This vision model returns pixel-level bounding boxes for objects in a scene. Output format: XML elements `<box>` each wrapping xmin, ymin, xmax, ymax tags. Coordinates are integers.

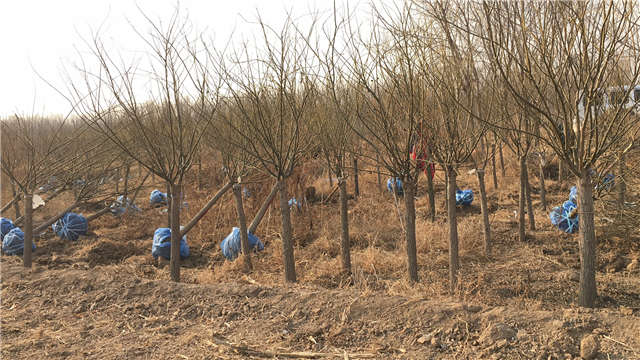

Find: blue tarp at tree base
<box><xmin>549</xmin><ymin>200</ymin><xmax>579</xmax><ymax>234</ymax></box>
<box><xmin>2</xmin><ymin>228</ymin><xmax>36</xmax><ymax>255</ymax></box>
<box><xmin>455</xmin><ymin>189</ymin><xmax>474</xmax><ymax>206</ymax></box>
<box><xmin>386</xmin><ymin>178</ymin><xmax>404</xmax><ymax>196</ymax></box>
<box><xmin>110</xmin><ymin>195</ymin><xmax>141</xmax><ymax>216</ymax></box>
<box><xmin>288</xmin><ymin>198</ymin><xmax>301</xmax><ymax>210</ymax></box>
<box><xmin>1</xmin><ymin>217</ymin><xmax>16</xmax><ymax>239</ymax></box>
<box><xmin>151</xmin><ymin>228</ymin><xmax>190</xmax><ymax>260</ymax></box>
<box><xmin>595</xmin><ymin>173</ymin><xmax>615</xmax><ymax>192</ymax></box>
<box><xmin>150</xmin><ymin>189</ymin><xmax>168</xmax><ymax>205</ymax></box>
<box><xmin>569</xmin><ymin>186</ymin><xmax>578</xmax><ymax>204</ymax></box>
<box><xmin>52</xmin><ymin>213</ymin><xmax>88</xmax><ymax>241</ymax></box>
<box><xmin>220</xmin><ymin>227</ymin><xmax>264</xmax><ymax>260</ymax></box>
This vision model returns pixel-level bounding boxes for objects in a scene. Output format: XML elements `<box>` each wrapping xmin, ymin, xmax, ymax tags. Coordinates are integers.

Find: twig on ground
<box><xmin>602</xmin><ymin>335</ymin><xmax>639</xmax><ymax>355</ymax></box>
<box><xmin>211</xmin><ymin>335</ymin><xmax>376</xmax><ymax>359</ymax></box>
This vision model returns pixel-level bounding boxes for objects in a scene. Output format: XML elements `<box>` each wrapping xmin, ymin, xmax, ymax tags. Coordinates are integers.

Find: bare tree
<box><xmin>342</xmin><ymin>2</ymin><xmax>430</xmax><ymax>282</ymax></box>
<box><xmin>303</xmin><ymin>5</ymin><xmax>358</xmax><ymax>275</ymax></box>
<box><xmin>480</xmin><ymin>0</ymin><xmax>640</xmax><ymax>306</ymax></box>
<box><xmin>413</xmin><ymin>1</ymin><xmax>488</xmax><ymax>291</ymax></box>
<box><xmin>1</xmin><ymin>115</ymin><xmax>77</xmax><ymax>267</ymax></box>
<box><xmin>66</xmin><ymin>9</ymin><xmax>224</xmax><ymax>282</ymax></box>
<box><xmin>210</xmin><ymin>14</ymin><xmax>317</xmax><ymax>282</ymax></box>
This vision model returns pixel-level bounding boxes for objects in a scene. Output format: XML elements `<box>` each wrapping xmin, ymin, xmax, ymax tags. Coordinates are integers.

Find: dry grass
<box><xmin>1</xmin><ymin>150</ymin><xmax>639</xmax><ymax>313</ymax></box>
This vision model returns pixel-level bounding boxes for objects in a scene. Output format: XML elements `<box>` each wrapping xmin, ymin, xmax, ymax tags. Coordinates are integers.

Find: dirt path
<box><xmin>2</xmin><ymin>259</ymin><xmax>638</xmax><ymax>360</ymax></box>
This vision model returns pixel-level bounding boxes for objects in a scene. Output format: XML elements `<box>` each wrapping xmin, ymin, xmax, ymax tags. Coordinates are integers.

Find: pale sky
<box><xmin>0</xmin><ymin>0</ymin><xmax>380</xmax><ymax>118</ymax></box>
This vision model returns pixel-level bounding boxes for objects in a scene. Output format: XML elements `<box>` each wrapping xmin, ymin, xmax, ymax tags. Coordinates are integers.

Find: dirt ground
<box><xmin>2</xmin><ymin>159</ymin><xmax>640</xmax><ymax>359</ymax></box>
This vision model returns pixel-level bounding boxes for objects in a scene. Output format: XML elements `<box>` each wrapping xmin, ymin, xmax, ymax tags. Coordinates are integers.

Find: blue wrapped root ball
<box><xmin>595</xmin><ymin>174</ymin><xmax>615</xmax><ymax>192</ymax></box>
<box><xmin>110</xmin><ymin>195</ymin><xmax>141</xmax><ymax>215</ymax></box>
<box><xmin>549</xmin><ymin>200</ymin><xmax>579</xmax><ymax>234</ymax></box>
<box><xmin>288</xmin><ymin>198</ymin><xmax>301</xmax><ymax>210</ymax></box>
<box><xmin>386</xmin><ymin>178</ymin><xmax>404</xmax><ymax>195</ymax></box>
<box><xmin>569</xmin><ymin>186</ymin><xmax>578</xmax><ymax>204</ymax></box>
<box><xmin>455</xmin><ymin>189</ymin><xmax>474</xmax><ymax>206</ymax></box>
<box><xmin>52</xmin><ymin>213</ymin><xmax>88</xmax><ymax>241</ymax></box>
<box><xmin>150</xmin><ymin>189</ymin><xmax>168</xmax><ymax>206</ymax></box>
<box><xmin>152</xmin><ymin>228</ymin><xmax>190</xmax><ymax>260</ymax></box>
<box><xmin>1</xmin><ymin>217</ymin><xmax>16</xmax><ymax>239</ymax></box>
<box><xmin>2</xmin><ymin>228</ymin><xmax>36</xmax><ymax>255</ymax></box>
<box><xmin>220</xmin><ymin>227</ymin><xmax>264</xmax><ymax>260</ymax></box>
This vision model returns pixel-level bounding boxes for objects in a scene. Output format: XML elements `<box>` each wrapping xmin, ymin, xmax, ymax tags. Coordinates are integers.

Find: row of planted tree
<box><xmin>2</xmin><ymin>1</ymin><xmax>640</xmax><ymax>308</ymax></box>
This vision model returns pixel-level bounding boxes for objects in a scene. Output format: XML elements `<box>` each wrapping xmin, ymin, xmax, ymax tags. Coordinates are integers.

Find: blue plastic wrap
<box><xmin>1</xmin><ymin>217</ymin><xmax>16</xmax><ymax>240</ymax></box>
<box><xmin>150</xmin><ymin>189</ymin><xmax>168</xmax><ymax>205</ymax></box>
<box><xmin>455</xmin><ymin>189</ymin><xmax>474</xmax><ymax>206</ymax></box>
<box><xmin>569</xmin><ymin>186</ymin><xmax>578</xmax><ymax>204</ymax></box>
<box><xmin>2</xmin><ymin>228</ymin><xmax>36</xmax><ymax>255</ymax></box>
<box><xmin>151</xmin><ymin>228</ymin><xmax>190</xmax><ymax>260</ymax></box>
<box><xmin>549</xmin><ymin>200</ymin><xmax>579</xmax><ymax>234</ymax></box>
<box><xmin>52</xmin><ymin>213</ymin><xmax>88</xmax><ymax>241</ymax></box>
<box><xmin>595</xmin><ymin>173</ymin><xmax>615</xmax><ymax>192</ymax></box>
<box><xmin>288</xmin><ymin>198</ymin><xmax>301</xmax><ymax>210</ymax></box>
<box><xmin>220</xmin><ymin>227</ymin><xmax>265</xmax><ymax>260</ymax></box>
<box><xmin>110</xmin><ymin>195</ymin><xmax>141</xmax><ymax>215</ymax></box>
<box><xmin>386</xmin><ymin>178</ymin><xmax>404</xmax><ymax>195</ymax></box>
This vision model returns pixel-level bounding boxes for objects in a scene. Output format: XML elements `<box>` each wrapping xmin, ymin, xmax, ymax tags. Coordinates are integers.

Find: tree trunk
<box><xmin>85</xmin><ymin>206</ymin><xmax>111</xmax><ymax>223</ymax></box>
<box><xmin>524</xmin><ymin>160</ymin><xmax>536</xmax><ymax>231</ymax></box>
<box><xmin>166</xmin><ymin>182</ymin><xmax>172</xmax><ymax>228</ymax></box>
<box><xmin>23</xmin><ymin>193</ymin><xmax>33</xmax><ymax>268</ymax></box>
<box><xmin>10</xmin><ymin>181</ymin><xmax>21</xmax><ymax>218</ymax></box>
<box><xmin>328</xmin><ymin>171</ymin><xmax>333</xmax><ymax>188</ymax></box>
<box><xmin>444</xmin><ymin>169</ymin><xmax>449</xmax><ymax>205</ymax></box>
<box><xmin>197</xmin><ymin>153</ymin><xmax>203</xmax><ymax>190</ymax></box>
<box><xmin>34</xmin><ymin>201</ymin><xmax>82</xmax><ymax>234</ymax></box>
<box><xmin>181</xmin><ymin>182</ymin><xmax>233</xmax><ymax>236</ymax></box>
<box><xmin>115</xmin><ymin>168</ymin><xmax>120</xmax><ymax>193</ymax></box>
<box><xmin>518</xmin><ymin>156</ymin><xmax>526</xmax><ymax>242</ymax></box>
<box><xmin>123</xmin><ymin>163</ymin><xmax>130</xmax><ymax>199</ymax></box>
<box><xmin>404</xmin><ymin>178</ymin><xmax>419</xmax><ymax>283</ymax></box>
<box><xmin>169</xmin><ymin>183</ymin><xmax>181</xmax><ymax>282</ymax></box>
<box><xmin>353</xmin><ymin>157</ymin><xmax>360</xmax><ymax>198</ymax></box>
<box><xmin>130</xmin><ymin>172</ymin><xmax>151</xmax><ymax>206</ymax></box>
<box><xmin>249</xmin><ymin>184</ymin><xmax>279</xmax><ymax>235</ymax></box>
<box><xmin>539</xmin><ymin>156</ymin><xmax>547</xmax><ymax>211</ymax></box>
<box><xmin>617</xmin><ymin>152</ymin><xmax>625</xmax><ymax>211</ymax></box>
<box><xmin>1</xmin><ymin>193</ymin><xmax>20</xmax><ymax>215</ymax></box>
<box><xmin>338</xmin><ymin>177</ymin><xmax>351</xmax><ymax>275</ymax></box>
<box><xmin>232</xmin><ymin>184</ymin><xmax>252</xmax><ymax>272</ymax></box>
<box><xmin>278</xmin><ymin>179</ymin><xmax>296</xmax><ymax>282</ymax></box>
<box><xmin>499</xmin><ymin>143</ymin><xmax>505</xmax><ymax>178</ymax></box>
<box><xmin>578</xmin><ymin>172</ymin><xmax>597</xmax><ymax>307</ymax></box>
<box><xmin>446</xmin><ymin>167</ymin><xmax>459</xmax><ymax>294</ymax></box>
<box><xmin>476</xmin><ymin>170</ymin><xmax>491</xmax><ymax>257</ymax></box>
<box><xmin>558</xmin><ymin>160</ymin><xmax>564</xmax><ymax>183</ymax></box>
<box><xmin>376</xmin><ymin>155</ymin><xmax>382</xmax><ymax>193</ymax></box>
<box><xmin>46</xmin><ymin>186</ymin><xmax>66</xmax><ymax>202</ymax></box>
<box><xmin>426</xmin><ymin>164</ymin><xmax>436</xmax><ymax>222</ymax></box>
<box><xmin>491</xmin><ymin>144</ymin><xmax>498</xmax><ymax>190</ymax></box>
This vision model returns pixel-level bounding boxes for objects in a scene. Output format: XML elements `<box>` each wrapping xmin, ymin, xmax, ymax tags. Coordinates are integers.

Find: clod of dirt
<box><xmin>479</xmin><ymin>323</ymin><xmax>517</xmax><ymax>345</ymax></box>
<box><xmin>554</xmin><ymin>270</ymin><xmax>580</xmax><ymax>282</ymax></box>
<box><xmin>606</xmin><ymin>256</ymin><xmax>628</xmax><ymax>273</ymax></box>
<box><xmin>417</xmin><ymin>334</ymin><xmax>431</xmax><ymax>344</ymax></box>
<box><xmin>464</xmin><ymin>304</ymin><xmax>483</xmax><ymax>313</ymax></box>
<box><xmin>76</xmin><ymin>239</ymin><xmax>141</xmax><ymax>266</ymax></box>
<box><xmin>580</xmin><ymin>334</ymin><xmax>599</xmax><ymax>360</ymax></box>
